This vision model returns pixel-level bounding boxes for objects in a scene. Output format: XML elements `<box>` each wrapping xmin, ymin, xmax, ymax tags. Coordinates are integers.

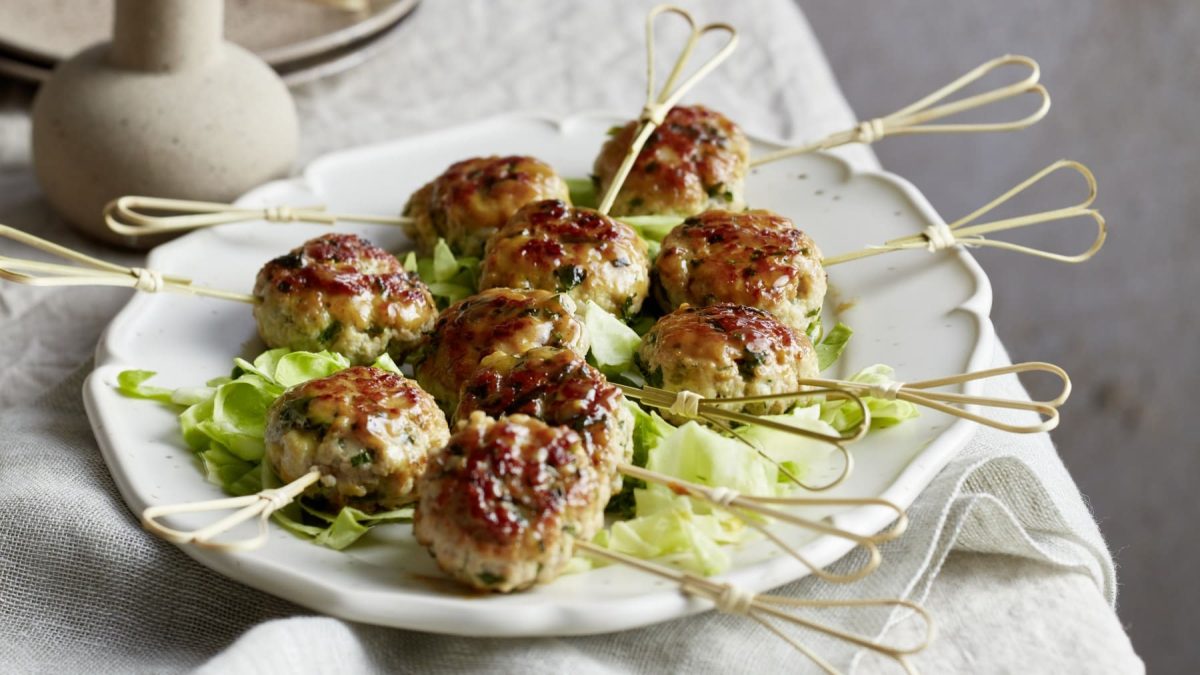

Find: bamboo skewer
<box><xmin>687</xmin><ymin>362</ymin><xmax>1072</xmax><ymax>435</ymax></box>
<box><xmin>0</xmin><ymin>224</ymin><xmax>255</xmax><ymax>303</ymax></box>
<box><xmin>104</xmin><ymin>195</ymin><xmax>412</xmax><ymax>237</ymax></box>
<box><xmin>801</xmin><ymin>362</ymin><xmax>1071</xmax><ymax>434</ymax></box>
<box><xmin>577</xmin><ymin>541</ymin><xmax>934</xmax><ymax>674</ymax></box>
<box><xmin>596</xmin><ymin>5</ymin><xmax>738</xmax><ymax>215</ymax></box>
<box><xmin>751</xmin><ymin>54</ymin><xmax>1050</xmax><ymax>167</ymax></box>
<box><xmin>824</xmin><ymin>160</ymin><xmax>1106</xmax><ymax>266</ymax></box>
<box><xmin>142</xmin><ymin>469</ymin><xmax>322</xmax><ymax>552</ymax></box>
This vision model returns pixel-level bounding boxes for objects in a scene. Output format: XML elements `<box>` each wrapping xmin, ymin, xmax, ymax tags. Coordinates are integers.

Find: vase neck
<box><xmin>109</xmin><ymin>0</ymin><xmax>224</xmax><ymax>72</ymax></box>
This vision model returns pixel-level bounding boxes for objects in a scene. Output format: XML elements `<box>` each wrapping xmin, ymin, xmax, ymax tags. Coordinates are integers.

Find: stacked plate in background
<box><xmin>0</xmin><ymin>0</ymin><xmax>419</xmax><ymax>87</ymax></box>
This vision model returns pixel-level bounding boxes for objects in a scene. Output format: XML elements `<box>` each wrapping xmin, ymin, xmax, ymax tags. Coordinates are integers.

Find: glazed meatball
<box><xmin>456</xmin><ymin>346</ymin><xmax>633</xmax><ymax>491</ymax></box>
<box><xmin>264</xmin><ymin>367</ymin><xmax>450</xmax><ymax>513</ymax></box>
<box><xmin>593</xmin><ymin>105</ymin><xmax>750</xmax><ymax>218</ymax></box>
<box><xmin>478</xmin><ymin>199</ymin><xmax>651</xmax><ymax>318</ymax></box>
<box><xmin>635</xmin><ymin>304</ymin><xmax>819</xmax><ymax>424</ymax></box>
<box><xmin>654</xmin><ymin>210</ymin><xmax>826</xmax><ymax>334</ymax></box>
<box><xmin>414</xmin><ymin>412</ymin><xmax>606</xmax><ymax>592</ymax></box>
<box><xmin>412</xmin><ymin>288</ymin><xmax>590</xmax><ymax>411</ymax></box>
<box><xmin>253</xmin><ymin>233</ymin><xmax>438</xmax><ymax>365</ymax></box>
<box><xmin>403</xmin><ymin>155</ymin><xmax>571</xmax><ymax>257</ymax></box>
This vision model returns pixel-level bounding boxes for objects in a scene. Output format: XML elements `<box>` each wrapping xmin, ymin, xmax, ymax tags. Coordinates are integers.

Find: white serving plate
<box><xmin>83</xmin><ymin>112</ymin><xmax>994</xmax><ymax>636</ymax></box>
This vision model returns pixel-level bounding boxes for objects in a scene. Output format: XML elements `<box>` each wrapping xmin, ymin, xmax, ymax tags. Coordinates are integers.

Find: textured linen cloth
<box><xmin>0</xmin><ymin>1</ymin><xmax>1142</xmax><ymax>672</ymax></box>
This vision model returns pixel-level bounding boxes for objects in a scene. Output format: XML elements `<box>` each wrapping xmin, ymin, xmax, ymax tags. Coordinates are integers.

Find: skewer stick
<box><xmin>141</xmin><ymin>469</ymin><xmax>322</xmax><ymax>552</ymax></box>
<box><xmin>621</xmin><ymin>362</ymin><xmax>1069</xmax><ymax>436</ymax></box>
<box><xmin>103</xmin><ymin>195</ymin><xmax>412</xmax><ymax>236</ymax></box>
<box><xmin>577</xmin><ymin>541</ymin><xmax>934</xmax><ymax>673</ymax></box>
<box><xmin>823</xmin><ymin>160</ymin><xmax>1106</xmax><ymax>266</ymax></box>
<box><xmin>617</xmin><ymin>384</ymin><xmax>871</xmax><ymax>444</ymax></box>
<box><xmin>596</xmin><ymin>5</ymin><xmax>739</xmax><ymax>215</ymax></box>
<box><xmin>799</xmin><ymin>362</ymin><xmax>1071</xmax><ymax>434</ymax></box>
<box><xmin>0</xmin><ymin>225</ymin><xmax>256</xmax><ymax>303</ymax></box>
<box><xmin>751</xmin><ymin>54</ymin><xmax>1050</xmax><ymax>167</ymax></box>
<box><xmin>618</xmin><ymin>463</ymin><xmax>906</xmax><ymax>583</ymax></box>
<box><xmin>615</xmin><ymin>383</ymin><xmax>869</xmax><ymax>492</ymax></box>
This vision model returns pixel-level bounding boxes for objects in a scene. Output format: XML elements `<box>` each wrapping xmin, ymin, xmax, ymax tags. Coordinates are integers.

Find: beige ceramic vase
<box><xmin>31</xmin><ymin>0</ymin><xmax>298</xmax><ymax>248</ymax></box>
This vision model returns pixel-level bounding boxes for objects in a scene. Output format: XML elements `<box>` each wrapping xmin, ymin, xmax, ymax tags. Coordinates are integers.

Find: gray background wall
<box><xmin>800</xmin><ymin>0</ymin><xmax>1198</xmax><ymax>670</ymax></box>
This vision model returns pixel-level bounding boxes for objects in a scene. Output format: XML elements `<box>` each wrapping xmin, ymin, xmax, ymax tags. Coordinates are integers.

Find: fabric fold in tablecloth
<box><xmin>0</xmin><ymin>0</ymin><xmax>1131</xmax><ymax>672</ymax></box>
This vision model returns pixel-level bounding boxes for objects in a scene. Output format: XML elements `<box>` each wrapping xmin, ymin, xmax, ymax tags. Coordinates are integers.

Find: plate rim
<box><xmin>83</xmin><ymin>110</ymin><xmax>995</xmax><ymax>636</ymax></box>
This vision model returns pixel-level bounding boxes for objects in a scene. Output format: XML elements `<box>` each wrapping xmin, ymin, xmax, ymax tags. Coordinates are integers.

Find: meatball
<box><xmin>412</xmin><ymin>288</ymin><xmax>590</xmax><ymax>411</ymax></box>
<box><xmin>478</xmin><ymin>199</ymin><xmax>651</xmax><ymax>318</ymax></box>
<box><xmin>414</xmin><ymin>412</ymin><xmax>606</xmax><ymax>592</ymax></box>
<box><xmin>635</xmin><ymin>304</ymin><xmax>819</xmax><ymax>424</ymax></box>
<box><xmin>654</xmin><ymin>209</ymin><xmax>826</xmax><ymax>334</ymax></box>
<box><xmin>593</xmin><ymin>105</ymin><xmax>750</xmax><ymax>218</ymax></box>
<box><xmin>253</xmin><ymin>233</ymin><xmax>438</xmax><ymax>365</ymax></box>
<box><xmin>402</xmin><ymin>155</ymin><xmax>571</xmax><ymax>257</ymax></box>
<box><xmin>455</xmin><ymin>346</ymin><xmax>633</xmax><ymax>491</ymax></box>
<box><xmin>264</xmin><ymin>366</ymin><xmax>450</xmax><ymax>513</ymax></box>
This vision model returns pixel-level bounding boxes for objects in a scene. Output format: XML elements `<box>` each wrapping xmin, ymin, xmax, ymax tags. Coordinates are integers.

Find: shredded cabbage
<box><xmin>404</xmin><ymin>238</ymin><xmax>479</xmax><ymax>307</ymax></box>
<box><xmin>816</xmin><ymin>321</ymin><xmax>854</xmax><ymax>371</ymax></box>
<box><xmin>616</xmin><ymin>215</ymin><xmax>682</xmax><ymax>258</ymax></box>
<box><xmin>579</xmin><ymin>300</ymin><xmax>642</xmax><ymax>376</ymax></box>
<box><xmin>565</xmin><ymin>177</ymin><xmax>597</xmax><ymax>208</ymax></box>
<box><xmin>596</xmin><ymin>414</ymin><xmax>838</xmax><ymax>575</ymax></box>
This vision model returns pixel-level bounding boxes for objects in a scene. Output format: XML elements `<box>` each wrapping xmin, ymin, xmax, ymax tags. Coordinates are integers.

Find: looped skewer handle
<box><xmin>104</xmin><ymin>195</ymin><xmax>411</xmax><ymax>236</ymax></box>
<box><xmin>615</xmin><ymin>383</ymin><xmax>870</xmax><ymax>492</ymax></box>
<box><xmin>0</xmin><ymin>224</ymin><xmax>256</xmax><ymax>303</ymax></box>
<box><xmin>751</xmin><ymin>54</ymin><xmax>1050</xmax><ymax>166</ymax></box>
<box><xmin>577</xmin><ymin>541</ymin><xmax>934</xmax><ymax>673</ymax></box>
<box><xmin>620</xmin><ymin>464</ymin><xmax>907</xmax><ymax>583</ymax></box>
<box><xmin>142</xmin><ymin>470</ymin><xmax>321</xmax><ymax>552</ymax></box>
<box><xmin>804</xmin><ymin>361</ymin><xmax>1071</xmax><ymax>434</ymax></box>
<box><xmin>823</xmin><ymin>160</ymin><xmax>1106</xmax><ymax>266</ymax></box>
<box><xmin>597</xmin><ymin>5</ymin><xmax>738</xmax><ymax>214</ymax></box>
<box><xmin>616</xmin><ymin>383</ymin><xmax>871</xmax><ymax>444</ymax></box>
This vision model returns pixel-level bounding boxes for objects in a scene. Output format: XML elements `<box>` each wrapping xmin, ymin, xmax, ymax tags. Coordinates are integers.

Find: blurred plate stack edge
<box><xmin>0</xmin><ymin>0</ymin><xmax>419</xmax><ymax>87</ymax></box>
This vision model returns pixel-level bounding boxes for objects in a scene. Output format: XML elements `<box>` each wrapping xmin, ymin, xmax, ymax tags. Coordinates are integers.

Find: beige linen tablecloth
<box><xmin>0</xmin><ymin>1</ymin><xmax>1142</xmax><ymax>672</ymax></box>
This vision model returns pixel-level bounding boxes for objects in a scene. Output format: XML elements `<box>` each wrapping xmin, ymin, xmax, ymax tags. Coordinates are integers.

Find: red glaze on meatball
<box><xmin>413</xmin><ymin>412</ymin><xmax>606</xmax><ymax>592</ymax></box>
<box><xmin>265</xmin><ymin>366</ymin><xmax>449</xmax><ymax>513</ymax></box>
<box><xmin>403</xmin><ymin>155</ymin><xmax>571</xmax><ymax>257</ymax></box>
<box><xmin>455</xmin><ymin>346</ymin><xmax>633</xmax><ymax>491</ymax></box>
<box><xmin>253</xmin><ymin>233</ymin><xmax>438</xmax><ymax>365</ymax></box>
<box><xmin>412</xmin><ymin>288</ymin><xmax>590</xmax><ymax>412</ymax></box>
<box><xmin>635</xmin><ymin>303</ymin><xmax>819</xmax><ymax>423</ymax></box>
<box><xmin>654</xmin><ymin>210</ymin><xmax>826</xmax><ymax>334</ymax></box>
<box><xmin>479</xmin><ymin>199</ymin><xmax>651</xmax><ymax>318</ymax></box>
<box><xmin>593</xmin><ymin>105</ymin><xmax>750</xmax><ymax>217</ymax></box>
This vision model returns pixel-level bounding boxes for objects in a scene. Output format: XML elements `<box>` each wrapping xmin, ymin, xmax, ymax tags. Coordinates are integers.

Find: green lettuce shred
<box><xmin>404</xmin><ymin>238</ymin><xmax>480</xmax><ymax>307</ymax></box>
<box><xmin>566</xmin><ymin>177</ymin><xmax>598</xmax><ymax>208</ymax></box>
<box><xmin>580</xmin><ymin>300</ymin><xmax>642</xmax><ymax>377</ymax></box>
<box><xmin>816</xmin><ymin>322</ymin><xmax>854</xmax><ymax>371</ymax></box>
<box><xmin>116</xmin><ymin>370</ymin><xmax>212</xmax><ymax>406</ymax></box>
<box><xmin>616</xmin><ymin>215</ymin><xmax>683</xmax><ymax>258</ymax></box>
<box><xmin>596</xmin><ymin>420</ymin><xmax>786</xmax><ymax>575</ymax></box>
<box><xmin>606</xmin><ymin>401</ymin><xmax>673</xmax><ymax>519</ymax></box>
